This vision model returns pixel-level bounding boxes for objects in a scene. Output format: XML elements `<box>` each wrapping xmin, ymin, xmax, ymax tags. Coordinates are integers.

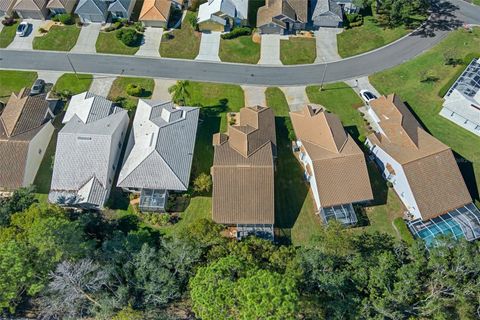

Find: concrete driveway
<box><xmin>89</xmin><ymin>75</ymin><xmax>115</xmax><ymax>97</ymax></box>
<box><xmin>346</xmin><ymin>76</ymin><xmax>381</xmax><ymax>97</ymax></box>
<box><xmin>7</xmin><ymin>19</ymin><xmax>43</xmax><ymax>50</ymax></box>
<box><xmin>280</xmin><ymin>86</ymin><xmax>309</xmax><ymax>111</ymax></box>
<box><xmin>242</xmin><ymin>85</ymin><xmax>266</xmax><ymax>106</ymax></box>
<box><xmin>71</xmin><ymin>23</ymin><xmax>101</xmax><ymax>53</ymax></box>
<box><xmin>259</xmin><ymin>34</ymin><xmax>281</xmax><ymax>65</ymax></box>
<box><xmin>152</xmin><ymin>78</ymin><xmax>176</xmax><ymax>100</ymax></box>
<box><xmin>37</xmin><ymin>70</ymin><xmax>63</xmax><ymax>85</ymax></box>
<box><xmin>195</xmin><ymin>32</ymin><xmax>221</xmax><ymax>61</ymax></box>
<box><xmin>136</xmin><ymin>27</ymin><xmax>163</xmax><ymax>57</ymax></box>
<box><xmin>314</xmin><ymin>28</ymin><xmax>343</xmax><ymax>63</ymax></box>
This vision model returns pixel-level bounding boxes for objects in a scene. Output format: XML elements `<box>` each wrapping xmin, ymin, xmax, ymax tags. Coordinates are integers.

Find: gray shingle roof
<box><xmin>75</xmin><ymin>0</ymin><xmax>107</xmax><ymax>15</ymax></box>
<box><xmin>117</xmin><ymin>100</ymin><xmax>199</xmax><ymax>191</ymax></box>
<box><xmin>313</xmin><ymin>0</ymin><xmax>343</xmax><ymax>19</ymax></box>
<box><xmin>49</xmin><ymin>92</ymin><xmax>129</xmax><ymax>208</ymax></box>
<box><xmin>108</xmin><ymin>0</ymin><xmax>131</xmax><ymax>12</ymax></box>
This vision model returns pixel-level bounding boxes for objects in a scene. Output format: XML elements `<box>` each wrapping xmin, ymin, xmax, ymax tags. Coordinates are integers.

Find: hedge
<box><xmin>221</xmin><ymin>27</ymin><xmax>252</xmax><ymax>40</ymax></box>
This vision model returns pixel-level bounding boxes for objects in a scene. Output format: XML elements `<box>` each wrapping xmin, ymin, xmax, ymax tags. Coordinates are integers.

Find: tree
<box><xmin>0</xmin><ymin>186</ymin><xmax>36</xmax><ymax>226</ymax></box>
<box><xmin>193</xmin><ymin>173</ymin><xmax>212</xmax><ymax>194</ymax></box>
<box><xmin>38</xmin><ymin>259</ymin><xmax>108</xmax><ymax>320</ymax></box>
<box><xmin>168</xmin><ymin>80</ymin><xmax>190</xmax><ymax>105</ymax></box>
<box><xmin>116</xmin><ymin>28</ymin><xmax>139</xmax><ymax>47</ymax></box>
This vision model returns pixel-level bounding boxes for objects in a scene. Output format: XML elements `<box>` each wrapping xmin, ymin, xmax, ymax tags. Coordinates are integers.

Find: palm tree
<box><xmin>168</xmin><ymin>80</ymin><xmax>190</xmax><ymax>106</ymax></box>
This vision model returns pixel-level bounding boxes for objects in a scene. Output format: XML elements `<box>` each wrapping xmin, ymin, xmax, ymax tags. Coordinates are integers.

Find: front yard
<box><xmin>0</xmin><ymin>70</ymin><xmax>37</xmax><ymax>103</ymax></box>
<box><xmin>370</xmin><ymin>27</ymin><xmax>480</xmax><ymax>207</ymax></box>
<box><xmin>0</xmin><ymin>21</ymin><xmax>19</xmax><ymax>48</ymax></box>
<box><xmin>32</xmin><ymin>25</ymin><xmax>80</xmax><ymax>51</ymax></box>
<box><xmin>96</xmin><ymin>27</ymin><xmax>143</xmax><ymax>55</ymax></box>
<box><xmin>107</xmin><ymin>77</ymin><xmax>154</xmax><ymax>111</ymax></box>
<box><xmin>52</xmin><ymin>73</ymin><xmax>93</xmax><ymax>96</ymax></box>
<box><xmin>160</xmin><ymin>11</ymin><xmax>201</xmax><ymax>59</ymax></box>
<box><xmin>219</xmin><ymin>35</ymin><xmax>260</xmax><ymax>64</ymax></box>
<box><xmin>280</xmin><ymin>37</ymin><xmax>316</xmax><ymax>65</ymax></box>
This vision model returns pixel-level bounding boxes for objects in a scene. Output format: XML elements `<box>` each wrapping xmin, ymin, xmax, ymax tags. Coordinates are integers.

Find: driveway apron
<box><xmin>136</xmin><ymin>27</ymin><xmax>163</xmax><ymax>57</ymax></box>
<box><xmin>259</xmin><ymin>34</ymin><xmax>281</xmax><ymax>65</ymax></box>
<box><xmin>314</xmin><ymin>28</ymin><xmax>343</xmax><ymax>63</ymax></box>
<box><xmin>242</xmin><ymin>85</ymin><xmax>266</xmax><ymax>106</ymax></box>
<box><xmin>195</xmin><ymin>31</ymin><xmax>221</xmax><ymax>61</ymax></box>
<box><xmin>152</xmin><ymin>78</ymin><xmax>176</xmax><ymax>100</ymax></box>
<box><xmin>70</xmin><ymin>23</ymin><xmax>101</xmax><ymax>53</ymax></box>
<box><xmin>280</xmin><ymin>86</ymin><xmax>309</xmax><ymax>111</ymax></box>
<box><xmin>89</xmin><ymin>75</ymin><xmax>116</xmax><ymax>97</ymax></box>
<box><xmin>7</xmin><ymin>19</ymin><xmax>43</xmax><ymax>50</ymax></box>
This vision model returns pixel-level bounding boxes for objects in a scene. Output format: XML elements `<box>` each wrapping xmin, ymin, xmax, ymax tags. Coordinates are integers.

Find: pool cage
<box><xmin>407</xmin><ymin>203</ymin><xmax>480</xmax><ymax>247</ymax></box>
<box><xmin>320</xmin><ymin>203</ymin><xmax>358</xmax><ymax>226</ymax></box>
<box><xmin>139</xmin><ymin>189</ymin><xmax>168</xmax><ymax>212</ymax></box>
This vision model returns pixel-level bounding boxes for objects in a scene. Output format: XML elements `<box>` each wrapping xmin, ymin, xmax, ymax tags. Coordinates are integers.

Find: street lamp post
<box><xmin>320</xmin><ymin>58</ymin><xmax>327</xmax><ymax>91</ymax></box>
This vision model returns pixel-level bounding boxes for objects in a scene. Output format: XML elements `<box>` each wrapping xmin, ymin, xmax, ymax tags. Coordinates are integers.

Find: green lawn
<box><xmin>52</xmin><ymin>73</ymin><xmax>93</xmax><ymax>96</ymax></box>
<box><xmin>96</xmin><ymin>28</ymin><xmax>143</xmax><ymax>55</ymax></box>
<box><xmin>32</xmin><ymin>25</ymin><xmax>80</xmax><ymax>51</ymax></box>
<box><xmin>159</xmin><ymin>197</ymin><xmax>212</xmax><ymax>237</ymax></box>
<box><xmin>108</xmin><ymin>77</ymin><xmax>154</xmax><ymax>111</ymax></box>
<box><xmin>0</xmin><ymin>70</ymin><xmax>37</xmax><ymax>103</ymax></box>
<box><xmin>306</xmin><ymin>83</ymin><xmax>366</xmax><ymax>139</ymax></box>
<box><xmin>160</xmin><ymin>11</ymin><xmax>201</xmax><ymax>59</ymax></box>
<box><xmin>0</xmin><ymin>21</ymin><xmax>19</xmax><ymax>48</ymax></box>
<box><xmin>370</xmin><ymin>27</ymin><xmax>480</xmax><ymax>206</ymax></box>
<box><xmin>219</xmin><ymin>35</ymin><xmax>260</xmax><ymax>64</ymax></box>
<box><xmin>473</xmin><ymin>0</ymin><xmax>480</xmax><ymax>5</ymax></box>
<box><xmin>280</xmin><ymin>37</ymin><xmax>316</xmax><ymax>65</ymax></box>
<box><xmin>183</xmin><ymin>81</ymin><xmax>245</xmax><ymax>132</ymax></box>
<box><xmin>265</xmin><ymin>87</ymin><xmax>289</xmax><ymax>116</ymax></box>
<box><xmin>337</xmin><ymin>16</ymin><xmax>412</xmax><ymax>58</ymax></box>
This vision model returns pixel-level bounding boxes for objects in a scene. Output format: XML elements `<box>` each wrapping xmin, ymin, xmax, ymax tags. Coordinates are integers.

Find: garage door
<box><xmin>81</xmin><ymin>14</ymin><xmax>104</xmax><ymax>23</ymax></box>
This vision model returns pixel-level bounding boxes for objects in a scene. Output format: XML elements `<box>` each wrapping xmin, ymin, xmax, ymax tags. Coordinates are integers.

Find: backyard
<box><xmin>280</xmin><ymin>37</ymin><xmax>316</xmax><ymax>65</ymax></box>
<box><xmin>0</xmin><ymin>21</ymin><xmax>19</xmax><ymax>48</ymax></box>
<box><xmin>96</xmin><ymin>27</ymin><xmax>143</xmax><ymax>55</ymax></box>
<box><xmin>32</xmin><ymin>25</ymin><xmax>80</xmax><ymax>51</ymax></box>
<box><xmin>160</xmin><ymin>11</ymin><xmax>201</xmax><ymax>59</ymax></box>
<box><xmin>219</xmin><ymin>35</ymin><xmax>260</xmax><ymax>64</ymax></box>
<box><xmin>370</xmin><ymin>27</ymin><xmax>480</xmax><ymax>207</ymax></box>
<box><xmin>0</xmin><ymin>70</ymin><xmax>37</xmax><ymax>103</ymax></box>
<box><xmin>107</xmin><ymin>77</ymin><xmax>154</xmax><ymax>111</ymax></box>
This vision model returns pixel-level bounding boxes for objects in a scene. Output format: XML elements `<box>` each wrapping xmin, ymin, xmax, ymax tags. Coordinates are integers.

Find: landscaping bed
<box><xmin>0</xmin><ymin>70</ymin><xmax>37</xmax><ymax>103</ymax></box>
<box><xmin>160</xmin><ymin>11</ymin><xmax>201</xmax><ymax>59</ymax></box>
<box><xmin>32</xmin><ymin>24</ymin><xmax>80</xmax><ymax>51</ymax></box>
<box><xmin>107</xmin><ymin>77</ymin><xmax>154</xmax><ymax>111</ymax></box>
<box><xmin>280</xmin><ymin>37</ymin><xmax>316</xmax><ymax>65</ymax></box>
<box><xmin>219</xmin><ymin>35</ymin><xmax>260</xmax><ymax>64</ymax></box>
<box><xmin>96</xmin><ymin>27</ymin><xmax>143</xmax><ymax>55</ymax></box>
<box><xmin>0</xmin><ymin>20</ymin><xmax>19</xmax><ymax>48</ymax></box>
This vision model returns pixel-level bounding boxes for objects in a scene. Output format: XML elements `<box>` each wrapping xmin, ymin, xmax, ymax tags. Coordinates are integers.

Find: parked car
<box><xmin>16</xmin><ymin>22</ymin><xmax>29</xmax><ymax>37</ymax></box>
<box><xmin>30</xmin><ymin>79</ymin><xmax>45</xmax><ymax>96</ymax></box>
<box><xmin>360</xmin><ymin>90</ymin><xmax>377</xmax><ymax>104</ymax></box>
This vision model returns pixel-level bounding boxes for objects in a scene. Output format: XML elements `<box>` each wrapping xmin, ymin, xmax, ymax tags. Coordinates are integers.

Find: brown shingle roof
<box><xmin>290</xmin><ymin>105</ymin><xmax>373</xmax><ymax>207</ymax></box>
<box><xmin>367</xmin><ymin>94</ymin><xmax>472</xmax><ymax>220</ymax></box>
<box><xmin>13</xmin><ymin>0</ymin><xmax>47</xmax><ymax>10</ymax></box>
<box><xmin>257</xmin><ymin>0</ymin><xmax>307</xmax><ymax>28</ymax></box>
<box><xmin>211</xmin><ymin>106</ymin><xmax>276</xmax><ymax>225</ymax></box>
<box><xmin>139</xmin><ymin>0</ymin><xmax>171</xmax><ymax>22</ymax></box>
<box><xmin>46</xmin><ymin>0</ymin><xmax>75</xmax><ymax>9</ymax></box>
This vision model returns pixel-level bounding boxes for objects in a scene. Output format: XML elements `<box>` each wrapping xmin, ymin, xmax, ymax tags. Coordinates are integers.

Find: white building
<box><xmin>439</xmin><ymin>58</ymin><xmax>480</xmax><ymax>137</ymax></box>
<box><xmin>290</xmin><ymin>105</ymin><xmax>373</xmax><ymax>226</ymax></box>
<box><xmin>49</xmin><ymin>92</ymin><xmax>129</xmax><ymax>209</ymax></box>
<box><xmin>197</xmin><ymin>0</ymin><xmax>248</xmax><ymax>31</ymax></box>
<box><xmin>365</xmin><ymin>94</ymin><xmax>480</xmax><ymax>245</ymax></box>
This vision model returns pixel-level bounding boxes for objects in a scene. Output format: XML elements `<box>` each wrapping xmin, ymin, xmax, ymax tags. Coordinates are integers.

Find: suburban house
<box><xmin>365</xmin><ymin>94</ymin><xmax>480</xmax><ymax>245</ymax></box>
<box><xmin>197</xmin><ymin>0</ymin><xmax>248</xmax><ymax>31</ymax></box>
<box><xmin>49</xmin><ymin>92</ymin><xmax>129</xmax><ymax>209</ymax></box>
<box><xmin>46</xmin><ymin>0</ymin><xmax>77</xmax><ymax>15</ymax></box>
<box><xmin>139</xmin><ymin>0</ymin><xmax>172</xmax><ymax>27</ymax></box>
<box><xmin>75</xmin><ymin>0</ymin><xmax>108</xmax><ymax>22</ymax></box>
<box><xmin>0</xmin><ymin>0</ymin><xmax>17</xmax><ymax>16</ymax></box>
<box><xmin>107</xmin><ymin>0</ymin><xmax>136</xmax><ymax>19</ymax></box>
<box><xmin>290</xmin><ymin>105</ymin><xmax>373</xmax><ymax>226</ymax></box>
<box><xmin>117</xmin><ymin>100</ymin><xmax>199</xmax><ymax>212</ymax></box>
<box><xmin>211</xmin><ymin>106</ymin><xmax>276</xmax><ymax>240</ymax></box>
<box><xmin>256</xmin><ymin>0</ymin><xmax>307</xmax><ymax>34</ymax></box>
<box><xmin>439</xmin><ymin>58</ymin><xmax>480</xmax><ymax>137</ymax></box>
<box><xmin>312</xmin><ymin>0</ymin><xmax>343</xmax><ymax>28</ymax></box>
<box><xmin>0</xmin><ymin>88</ymin><xmax>55</xmax><ymax>192</ymax></box>
<box><xmin>13</xmin><ymin>0</ymin><xmax>49</xmax><ymax>19</ymax></box>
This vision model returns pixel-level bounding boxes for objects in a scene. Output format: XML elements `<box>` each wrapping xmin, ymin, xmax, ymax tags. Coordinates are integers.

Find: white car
<box><xmin>16</xmin><ymin>22</ymin><xmax>29</xmax><ymax>37</ymax></box>
<box><xmin>360</xmin><ymin>90</ymin><xmax>377</xmax><ymax>104</ymax></box>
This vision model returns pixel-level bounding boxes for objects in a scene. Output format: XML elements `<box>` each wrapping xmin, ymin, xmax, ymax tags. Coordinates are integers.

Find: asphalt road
<box><xmin>0</xmin><ymin>0</ymin><xmax>479</xmax><ymax>86</ymax></box>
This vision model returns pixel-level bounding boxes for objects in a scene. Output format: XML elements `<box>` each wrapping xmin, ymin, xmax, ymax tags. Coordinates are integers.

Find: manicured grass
<box><xmin>219</xmin><ymin>35</ymin><xmax>260</xmax><ymax>64</ymax></box>
<box><xmin>337</xmin><ymin>16</ymin><xmax>411</xmax><ymax>58</ymax></box>
<box><xmin>473</xmin><ymin>0</ymin><xmax>480</xmax><ymax>5</ymax></box>
<box><xmin>0</xmin><ymin>21</ymin><xmax>19</xmax><ymax>48</ymax></box>
<box><xmin>160</xmin><ymin>11</ymin><xmax>201</xmax><ymax>59</ymax></box>
<box><xmin>265</xmin><ymin>87</ymin><xmax>289</xmax><ymax>116</ymax></box>
<box><xmin>108</xmin><ymin>77</ymin><xmax>154</xmax><ymax>111</ymax></box>
<box><xmin>280</xmin><ymin>37</ymin><xmax>316</xmax><ymax>65</ymax></box>
<box><xmin>306</xmin><ymin>83</ymin><xmax>367</xmax><ymax>139</ymax></box>
<box><xmin>370</xmin><ymin>28</ymin><xmax>480</xmax><ymax>204</ymax></box>
<box><xmin>183</xmin><ymin>81</ymin><xmax>245</xmax><ymax>132</ymax></box>
<box><xmin>52</xmin><ymin>73</ymin><xmax>93</xmax><ymax>96</ymax></box>
<box><xmin>0</xmin><ymin>70</ymin><xmax>37</xmax><ymax>103</ymax></box>
<box><xmin>32</xmin><ymin>25</ymin><xmax>80</xmax><ymax>51</ymax></box>
<box><xmin>96</xmin><ymin>28</ymin><xmax>143</xmax><ymax>55</ymax></box>
<box><xmin>393</xmin><ymin>217</ymin><xmax>415</xmax><ymax>245</ymax></box>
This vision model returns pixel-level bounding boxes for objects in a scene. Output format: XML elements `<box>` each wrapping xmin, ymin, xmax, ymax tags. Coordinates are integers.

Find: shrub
<box><xmin>185</xmin><ymin>13</ymin><xmax>198</xmax><ymax>29</ymax></box>
<box><xmin>193</xmin><ymin>173</ymin><xmax>212</xmax><ymax>194</ymax></box>
<box><xmin>221</xmin><ymin>27</ymin><xmax>252</xmax><ymax>40</ymax></box>
<box><xmin>56</xmin><ymin>13</ymin><xmax>74</xmax><ymax>25</ymax></box>
<box><xmin>284</xmin><ymin>117</ymin><xmax>296</xmax><ymax>141</ymax></box>
<box><xmin>133</xmin><ymin>22</ymin><xmax>145</xmax><ymax>33</ymax></box>
<box><xmin>126</xmin><ymin>84</ymin><xmax>143</xmax><ymax>97</ymax></box>
<box><xmin>1</xmin><ymin>17</ymin><xmax>16</xmax><ymax>26</ymax></box>
<box><xmin>345</xmin><ymin>13</ymin><xmax>363</xmax><ymax>28</ymax></box>
<box><xmin>116</xmin><ymin>28</ymin><xmax>139</xmax><ymax>46</ymax></box>
<box><xmin>105</xmin><ymin>21</ymin><xmax>122</xmax><ymax>32</ymax></box>
<box><xmin>38</xmin><ymin>27</ymin><xmax>48</xmax><ymax>34</ymax></box>
<box><xmin>51</xmin><ymin>15</ymin><xmax>59</xmax><ymax>22</ymax></box>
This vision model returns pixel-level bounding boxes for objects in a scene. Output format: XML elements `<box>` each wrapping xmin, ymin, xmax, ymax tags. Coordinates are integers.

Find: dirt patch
<box><xmin>252</xmin><ymin>32</ymin><xmax>261</xmax><ymax>44</ymax></box>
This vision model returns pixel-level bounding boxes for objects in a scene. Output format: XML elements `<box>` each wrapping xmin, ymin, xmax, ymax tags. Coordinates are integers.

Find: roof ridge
<box><xmin>152</xmin><ymin>149</ymin><xmax>188</xmax><ymax>189</ymax></box>
<box><xmin>117</xmin><ymin>149</ymin><xmax>156</xmax><ymax>185</ymax></box>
